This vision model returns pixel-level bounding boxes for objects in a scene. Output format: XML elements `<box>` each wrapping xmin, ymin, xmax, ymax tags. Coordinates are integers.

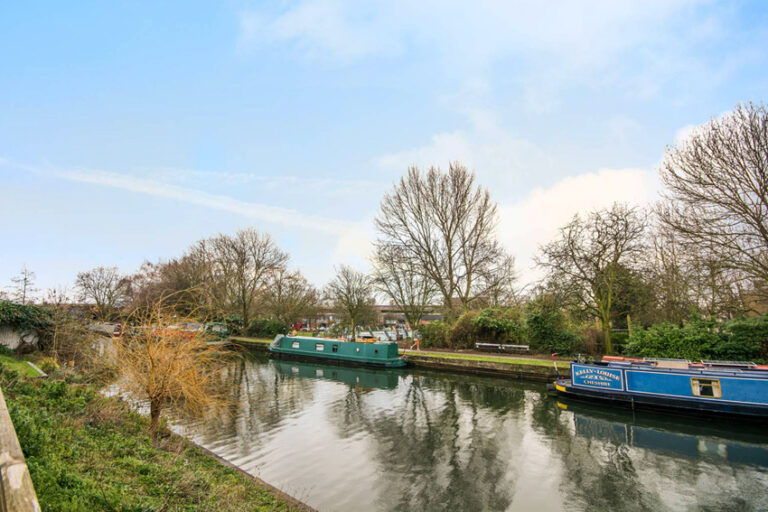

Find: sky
<box><xmin>2</xmin><ymin>1</ymin><xmax>768</xmax><ymax>298</ymax></box>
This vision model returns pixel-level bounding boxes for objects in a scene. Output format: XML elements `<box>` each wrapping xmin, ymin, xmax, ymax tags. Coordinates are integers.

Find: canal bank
<box><xmin>229</xmin><ymin>337</ymin><xmax>559</xmax><ymax>382</ymax></box>
<box><xmin>1</xmin><ymin>366</ymin><xmax>314</xmax><ymax>512</ymax></box>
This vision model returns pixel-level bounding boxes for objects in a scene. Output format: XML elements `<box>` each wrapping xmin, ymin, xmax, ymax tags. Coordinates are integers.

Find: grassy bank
<box><xmin>3</xmin><ymin>372</ymin><xmax>293</xmax><ymax>511</ymax></box>
<box><xmin>0</xmin><ymin>353</ymin><xmax>40</xmax><ymax>377</ymax></box>
<box><xmin>402</xmin><ymin>349</ymin><xmax>556</xmax><ymax>367</ymax></box>
<box><xmin>230</xmin><ymin>336</ymin><xmax>273</xmax><ymax>345</ymax></box>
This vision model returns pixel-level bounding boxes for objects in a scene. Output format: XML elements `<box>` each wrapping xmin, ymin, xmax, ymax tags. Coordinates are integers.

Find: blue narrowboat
<box><xmin>268</xmin><ymin>335</ymin><xmax>407</xmax><ymax>368</ymax></box>
<box><xmin>553</xmin><ymin>357</ymin><xmax>768</xmax><ymax>419</ymax></box>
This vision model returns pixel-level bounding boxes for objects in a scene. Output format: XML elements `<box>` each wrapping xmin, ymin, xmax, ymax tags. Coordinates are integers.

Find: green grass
<box><xmin>3</xmin><ymin>375</ymin><xmax>292</xmax><ymax>511</ymax></box>
<box><xmin>0</xmin><ymin>354</ymin><xmax>42</xmax><ymax>377</ymax></box>
<box><xmin>403</xmin><ymin>350</ymin><xmax>556</xmax><ymax>367</ymax></box>
<box><xmin>230</xmin><ymin>336</ymin><xmax>273</xmax><ymax>344</ymax></box>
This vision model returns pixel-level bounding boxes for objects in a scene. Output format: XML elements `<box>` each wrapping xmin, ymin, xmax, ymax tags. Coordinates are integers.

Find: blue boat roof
<box><xmin>589</xmin><ymin>360</ymin><xmax>768</xmax><ymax>379</ymax></box>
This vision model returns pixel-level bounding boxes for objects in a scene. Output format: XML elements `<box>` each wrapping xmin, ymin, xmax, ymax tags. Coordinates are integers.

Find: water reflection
<box><xmin>172</xmin><ymin>352</ymin><xmax>768</xmax><ymax>512</ymax></box>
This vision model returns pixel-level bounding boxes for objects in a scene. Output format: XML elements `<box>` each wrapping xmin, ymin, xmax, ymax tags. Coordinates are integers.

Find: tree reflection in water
<box><xmin>172</xmin><ymin>352</ymin><xmax>768</xmax><ymax>512</ymax></box>
<box><xmin>326</xmin><ymin>371</ymin><xmax>530</xmax><ymax>511</ymax></box>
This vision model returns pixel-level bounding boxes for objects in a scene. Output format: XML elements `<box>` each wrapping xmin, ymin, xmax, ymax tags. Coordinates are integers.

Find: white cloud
<box><xmin>374</xmin><ymin>114</ymin><xmax>662</xmax><ymax>286</ymax></box>
<box><xmin>499</xmin><ymin>168</ymin><xmax>661</xmax><ymax>285</ymax></box>
<box><xmin>375</xmin><ymin>108</ymin><xmax>555</xmax><ymax>200</ymax></box>
<box><xmin>239</xmin><ymin>0</ymin><xmax>729</xmax><ymax>104</ymax></box>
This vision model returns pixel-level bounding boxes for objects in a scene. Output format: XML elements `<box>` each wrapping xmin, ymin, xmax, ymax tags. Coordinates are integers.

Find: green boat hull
<box><xmin>268</xmin><ymin>335</ymin><xmax>407</xmax><ymax>368</ymax></box>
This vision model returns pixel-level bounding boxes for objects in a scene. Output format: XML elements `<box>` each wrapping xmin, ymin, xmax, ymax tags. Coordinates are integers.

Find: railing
<box><xmin>0</xmin><ymin>387</ymin><xmax>40</xmax><ymax>511</ymax></box>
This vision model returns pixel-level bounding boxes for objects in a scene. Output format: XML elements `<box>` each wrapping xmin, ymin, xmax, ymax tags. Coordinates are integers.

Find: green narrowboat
<box><xmin>268</xmin><ymin>335</ymin><xmax>407</xmax><ymax>368</ymax></box>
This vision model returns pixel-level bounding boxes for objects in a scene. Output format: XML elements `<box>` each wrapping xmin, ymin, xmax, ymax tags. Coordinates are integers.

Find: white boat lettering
<box><xmin>574</xmin><ymin>368</ymin><xmax>620</xmax><ymax>381</ymax></box>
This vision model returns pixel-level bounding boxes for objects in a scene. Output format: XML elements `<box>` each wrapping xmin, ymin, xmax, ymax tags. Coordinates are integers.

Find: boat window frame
<box><xmin>315</xmin><ymin>343</ymin><xmax>325</xmax><ymax>352</ymax></box>
<box><xmin>332</xmin><ymin>344</ymin><xmax>338</xmax><ymax>353</ymax></box>
<box><xmin>691</xmin><ymin>377</ymin><xmax>722</xmax><ymax>398</ymax></box>
<box><xmin>291</xmin><ymin>341</ymin><xmax>300</xmax><ymax>348</ymax></box>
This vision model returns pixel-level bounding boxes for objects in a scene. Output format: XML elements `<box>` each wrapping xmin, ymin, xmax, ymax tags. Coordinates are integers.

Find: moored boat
<box><xmin>553</xmin><ymin>357</ymin><xmax>768</xmax><ymax>419</ymax></box>
<box><xmin>268</xmin><ymin>334</ymin><xmax>407</xmax><ymax>368</ymax></box>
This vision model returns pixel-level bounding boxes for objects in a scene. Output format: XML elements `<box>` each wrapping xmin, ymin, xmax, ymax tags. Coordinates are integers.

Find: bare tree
<box><xmin>536</xmin><ymin>203</ymin><xmax>645</xmax><ymax>354</ymax></box>
<box><xmin>263</xmin><ymin>269</ymin><xmax>319</xmax><ymax>326</ymax></box>
<box><xmin>117</xmin><ymin>295</ymin><xmax>231</xmax><ymax>436</ymax></box>
<box><xmin>9</xmin><ymin>265</ymin><xmax>38</xmax><ymax>304</ymax></box>
<box><xmin>76</xmin><ymin>266</ymin><xmax>129</xmax><ymax>321</ymax></box>
<box><xmin>325</xmin><ymin>265</ymin><xmax>375</xmax><ymax>337</ymax></box>
<box><xmin>657</xmin><ymin>102</ymin><xmax>768</xmax><ymax>298</ymax></box>
<box><xmin>209</xmin><ymin>228</ymin><xmax>288</xmax><ymax>329</ymax></box>
<box><xmin>372</xmin><ymin>244</ymin><xmax>436</xmax><ymax>330</ymax></box>
<box><xmin>375</xmin><ymin>163</ymin><xmax>513</xmax><ymax>316</ymax></box>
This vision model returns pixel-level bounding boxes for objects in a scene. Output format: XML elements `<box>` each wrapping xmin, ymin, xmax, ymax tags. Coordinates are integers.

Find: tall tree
<box><xmin>657</xmin><ymin>102</ymin><xmax>768</xmax><ymax>298</ymax></box>
<box><xmin>208</xmin><ymin>228</ymin><xmax>288</xmax><ymax>328</ymax></box>
<box><xmin>372</xmin><ymin>244</ymin><xmax>436</xmax><ymax>330</ymax></box>
<box><xmin>75</xmin><ymin>266</ymin><xmax>129</xmax><ymax>321</ymax></box>
<box><xmin>263</xmin><ymin>269</ymin><xmax>319</xmax><ymax>326</ymax></box>
<box><xmin>325</xmin><ymin>265</ymin><xmax>375</xmax><ymax>337</ymax></box>
<box><xmin>9</xmin><ymin>266</ymin><xmax>38</xmax><ymax>305</ymax></box>
<box><xmin>536</xmin><ymin>203</ymin><xmax>645</xmax><ymax>354</ymax></box>
<box><xmin>375</xmin><ymin>163</ymin><xmax>513</xmax><ymax>315</ymax></box>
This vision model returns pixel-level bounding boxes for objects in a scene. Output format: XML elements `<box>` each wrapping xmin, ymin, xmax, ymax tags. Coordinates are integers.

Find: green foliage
<box><xmin>524</xmin><ymin>299</ymin><xmax>584</xmax><ymax>354</ymax></box>
<box><xmin>38</xmin><ymin>357</ymin><xmax>60</xmax><ymax>374</ymax></box>
<box><xmin>246</xmin><ymin>317</ymin><xmax>288</xmax><ymax>338</ymax></box>
<box><xmin>0</xmin><ymin>301</ymin><xmax>52</xmax><ymax>332</ymax></box>
<box><xmin>625</xmin><ymin>315</ymin><xmax>766</xmax><ymax>362</ymax></box>
<box><xmin>222</xmin><ymin>314</ymin><xmax>244</xmax><ymax>335</ymax></box>
<box><xmin>448</xmin><ymin>311</ymin><xmax>480</xmax><ymax>349</ymax></box>
<box><xmin>4</xmin><ymin>377</ymin><xmax>290</xmax><ymax>511</ymax></box>
<box><xmin>472</xmin><ymin>307</ymin><xmax>525</xmax><ymax>343</ymax></box>
<box><xmin>719</xmin><ymin>316</ymin><xmax>768</xmax><ymax>361</ymax></box>
<box><xmin>419</xmin><ymin>320</ymin><xmax>450</xmax><ymax>348</ymax></box>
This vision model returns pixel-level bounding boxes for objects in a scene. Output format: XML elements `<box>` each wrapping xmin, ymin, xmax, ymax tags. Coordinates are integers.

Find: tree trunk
<box><xmin>602</xmin><ymin>321</ymin><xmax>613</xmax><ymax>355</ymax></box>
<box><xmin>150</xmin><ymin>399</ymin><xmax>162</xmax><ymax>437</ymax></box>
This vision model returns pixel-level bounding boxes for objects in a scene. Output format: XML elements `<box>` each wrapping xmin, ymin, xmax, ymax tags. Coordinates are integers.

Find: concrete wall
<box><xmin>0</xmin><ymin>328</ymin><xmax>38</xmax><ymax>351</ymax></box>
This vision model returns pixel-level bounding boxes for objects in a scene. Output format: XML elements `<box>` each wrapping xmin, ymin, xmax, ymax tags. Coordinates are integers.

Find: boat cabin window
<box><xmin>315</xmin><ymin>343</ymin><xmax>325</xmax><ymax>351</ymax></box>
<box><xmin>291</xmin><ymin>341</ymin><xmax>300</xmax><ymax>348</ymax></box>
<box><xmin>691</xmin><ymin>378</ymin><xmax>721</xmax><ymax>398</ymax></box>
<box><xmin>332</xmin><ymin>344</ymin><xmax>338</xmax><ymax>353</ymax></box>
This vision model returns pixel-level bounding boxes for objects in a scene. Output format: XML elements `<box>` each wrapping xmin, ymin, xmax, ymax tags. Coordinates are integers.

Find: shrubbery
<box><xmin>525</xmin><ymin>299</ymin><xmax>584</xmax><ymax>354</ymax></box>
<box><xmin>625</xmin><ymin>315</ymin><xmax>767</xmax><ymax>362</ymax></box>
<box><xmin>472</xmin><ymin>307</ymin><xmax>525</xmax><ymax>344</ymax></box>
<box><xmin>419</xmin><ymin>321</ymin><xmax>450</xmax><ymax>348</ymax></box>
<box><xmin>417</xmin><ymin>304</ymin><xmax>768</xmax><ymax>360</ymax></box>
<box><xmin>246</xmin><ymin>317</ymin><xmax>287</xmax><ymax>338</ymax></box>
<box><xmin>420</xmin><ymin>302</ymin><xmax>585</xmax><ymax>354</ymax></box>
<box><xmin>0</xmin><ymin>301</ymin><xmax>52</xmax><ymax>332</ymax></box>
<box><xmin>448</xmin><ymin>311</ymin><xmax>480</xmax><ymax>349</ymax></box>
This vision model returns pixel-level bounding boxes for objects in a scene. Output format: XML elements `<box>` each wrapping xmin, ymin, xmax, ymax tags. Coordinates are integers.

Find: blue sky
<box><xmin>2</xmin><ymin>1</ymin><xmax>768</xmax><ymax>296</ymax></box>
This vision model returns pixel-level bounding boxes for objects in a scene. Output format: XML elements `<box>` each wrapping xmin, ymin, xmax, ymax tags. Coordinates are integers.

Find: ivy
<box><xmin>0</xmin><ymin>301</ymin><xmax>52</xmax><ymax>332</ymax></box>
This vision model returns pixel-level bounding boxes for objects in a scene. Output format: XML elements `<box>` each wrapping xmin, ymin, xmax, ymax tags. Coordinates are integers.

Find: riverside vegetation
<box><xmin>1</xmin><ymin>360</ymin><xmax>291</xmax><ymax>511</ymax></box>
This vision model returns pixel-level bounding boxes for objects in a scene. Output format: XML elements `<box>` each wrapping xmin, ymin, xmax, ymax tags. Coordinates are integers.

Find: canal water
<box><xmin>171</xmin><ymin>352</ymin><xmax>768</xmax><ymax>512</ymax></box>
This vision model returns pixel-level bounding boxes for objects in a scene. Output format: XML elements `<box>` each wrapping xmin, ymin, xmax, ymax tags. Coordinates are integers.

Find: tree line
<box><xmin>4</xmin><ymin>102</ymin><xmax>767</xmax><ymax>357</ymax></box>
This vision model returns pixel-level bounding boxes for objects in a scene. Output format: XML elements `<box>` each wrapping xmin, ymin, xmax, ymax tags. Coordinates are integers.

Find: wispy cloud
<box><xmin>10</xmin><ymin>160</ymin><xmax>360</xmax><ymax>236</ymax></box>
<box><xmin>239</xmin><ymin>0</ymin><xmax>734</xmax><ymax>106</ymax></box>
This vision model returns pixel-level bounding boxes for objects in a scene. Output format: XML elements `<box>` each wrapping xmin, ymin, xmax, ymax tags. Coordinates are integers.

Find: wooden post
<box><xmin>627</xmin><ymin>314</ymin><xmax>632</xmax><ymax>338</ymax></box>
<box><xmin>0</xmin><ymin>387</ymin><xmax>41</xmax><ymax>511</ymax></box>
